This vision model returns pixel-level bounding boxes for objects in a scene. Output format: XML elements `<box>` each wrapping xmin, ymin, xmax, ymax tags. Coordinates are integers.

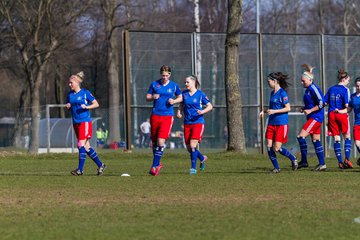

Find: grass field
<box><xmin>0</xmin><ymin>149</ymin><xmax>360</xmax><ymax>240</ymax></box>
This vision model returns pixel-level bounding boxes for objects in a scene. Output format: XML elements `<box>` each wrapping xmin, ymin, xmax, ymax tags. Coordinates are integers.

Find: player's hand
<box><xmin>334</xmin><ymin>108</ymin><xmax>339</xmax><ymax>113</ymax></box>
<box><xmin>298</xmin><ymin>107</ymin><xmax>304</xmax><ymax>113</ymax></box>
<box><xmin>153</xmin><ymin>94</ymin><xmax>160</xmax><ymax>100</ymax></box>
<box><xmin>66</xmin><ymin>103</ymin><xmax>71</xmax><ymax>109</ymax></box>
<box><xmin>259</xmin><ymin>111</ymin><xmax>264</xmax><ymax>118</ymax></box>
<box><xmin>168</xmin><ymin>98</ymin><xmax>174</xmax><ymax>105</ymax></box>
<box><xmin>81</xmin><ymin>104</ymin><xmax>87</xmax><ymax>109</ymax></box>
<box><xmin>177</xmin><ymin>111</ymin><xmax>182</xmax><ymax>118</ymax></box>
<box><xmin>303</xmin><ymin>109</ymin><xmax>311</xmax><ymax>115</ymax></box>
<box><xmin>197</xmin><ymin>110</ymin><xmax>203</xmax><ymax>115</ymax></box>
<box><xmin>266</xmin><ymin>109</ymin><xmax>275</xmax><ymax>115</ymax></box>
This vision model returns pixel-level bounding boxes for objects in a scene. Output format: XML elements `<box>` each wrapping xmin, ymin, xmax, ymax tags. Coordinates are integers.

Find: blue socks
<box><xmin>313</xmin><ymin>140</ymin><xmax>325</xmax><ymax>165</ymax></box>
<box><xmin>191</xmin><ymin>148</ymin><xmax>198</xmax><ymax>169</ymax></box>
<box><xmin>197</xmin><ymin>149</ymin><xmax>205</xmax><ymax>161</ymax></box>
<box><xmin>278</xmin><ymin>147</ymin><xmax>296</xmax><ymax>161</ymax></box>
<box><xmin>334</xmin><ymin>141</ymin><xmax>342</xmax><ymax>163</ymax></box>
<box><xmin>297</xmin><ymin>137</ymin><xmax>308</xmax><ymax>164</ymax></box>
<box><xmin>78</xmin><ymin>146</ymin><xmax>87</xmax><ymax>172</ymax></box>
<box><xmin>344</xmin><ymin>138</ymin><xmax>351</xmax><ymax>160</ymax></box>
<box><xmin>267</xmin><ymin>147</ymin><xmax>279</xmax><ymax>170</ymax></box>
<box><xmin>86</xmin><ymin>147</ymin><xmax>103</xmax><ymax>167</ymax></box>
<box><xmin>152</xmin><ymin>145</ymin><xmax>164</xmax><ymax>167</ymax></box>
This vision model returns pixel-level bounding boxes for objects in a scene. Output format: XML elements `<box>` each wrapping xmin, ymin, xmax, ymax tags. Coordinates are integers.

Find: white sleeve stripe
<box><xmin>310</xmin><ymin>85</ymin><xmax>324</xmax><ymax>107</ymax></box>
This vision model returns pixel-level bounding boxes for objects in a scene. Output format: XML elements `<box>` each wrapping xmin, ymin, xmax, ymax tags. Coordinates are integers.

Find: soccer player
<box><xmin>259</xmin><ymin>72</ymin><xmax>298</xmax><ymax>173</ymax></box>
<box><xmin>347</xmin><ymin>77</ymin><xmax>360</xmax><ymax>167</ymax></box>
<box><xmin>296</xmin><ymin>64</ymin><xmax>326</xmax><ymax>171</ymax></box>
<box><xmin>324</xmin><ymin>69</ymin><xmax>353</xmax><ymax>169</ymax></box>
<box><xmin>176</xmin><ymin>75</ymin><xmax>213</xmax><ymax>175</ymax></box>
<box><xmin>146</xmin><ymin>65</ymin><xmax>182</xmax><ymax>176</ymax></box>
<box><xmin>66</xmin><ymin>71</ymin><xmax>106</xmax><ymax>176</ymax></box>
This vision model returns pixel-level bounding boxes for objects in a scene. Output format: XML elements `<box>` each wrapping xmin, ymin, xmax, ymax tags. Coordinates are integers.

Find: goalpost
<box><xmin>41</xmin><ymin>104</ymin><xmax>100</xmax><ymax>153</ymax></box>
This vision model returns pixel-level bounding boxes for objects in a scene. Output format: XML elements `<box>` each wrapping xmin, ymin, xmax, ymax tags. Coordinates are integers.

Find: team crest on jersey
<box><xmin>155</xmin><ymin>84</ymin><xmax>161</xmax><ymax>89</ymax></box>
<box><xmin>167</xmin><ymin>88</ymin><xmax>173</xmax><ymax>93</ymax></box>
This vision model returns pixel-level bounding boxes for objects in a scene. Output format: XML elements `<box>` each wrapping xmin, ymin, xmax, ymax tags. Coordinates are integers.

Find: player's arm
<box><xmin>169</xmin><ymin>94</ymin><xmax>183</xmax><ymax>105</ymax></box>
<box><xmin>197</xmin><ymin>102</ymin><xmax>213</xmax><ymax>115</ymax></box>
<box><xmin>303</xmin><ymin>105</ymin><xmax>320</xmax><ymax>115</ymax></box>
<box><xmin>266</xmin><ymin>103</ymin><xmax>291</xmax><ymax>115</ymax></box>
<box><xmin>83</xmin><ymin>99</ymin><xmax>99</xmax><ymax>110</ymax></box>
<box><xmin>304</xmin><ymin>89</ymin><xmax>324</xmax><ymax>115</ymax></box>
<box><xmin>66</xmin><ymin>95</ymin><xmax>71</xmax><ymax>109</ymax></box>
<box><xmin>177</xmin><ymin>103</ymin><xmax>184</xmax><ymax>118</ymax></box>
<box><xmin>335</xmin><ymin>103</ymin><xmax>349</xmax><ymax>114</ymax></box>
<box><xmin>146</xmin><ymin>93</ymin><xmax>160</xmax><ymax>101</ymax></box>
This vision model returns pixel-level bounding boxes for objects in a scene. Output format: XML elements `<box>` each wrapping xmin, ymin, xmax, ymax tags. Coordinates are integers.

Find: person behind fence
<box><xmin>146</xmin><ymin>65</ymin><xmax>182</xmax><ymax>176</ymax></box>
<box><xmin>296</xmin><ymin>64</ymin><xmax>326</xmax><ymax>171</ymax></box>
<box><xmin>177</xmin><ymin>75</ymin><xmax>213</xmax><ymax>175</ymax></box>
<box><xmin>96</xmin><ymin>127</ymin><xmax>106</xmax><ymax>149</ymax></box>
<box><xmin>140</xmin><ymin>118</ymin><xmax>151</xmax><ymax>148</ymax></box>
<box><xmin>347</xmin><ymin>77</ymin><xmax>360</xmax><ymax>167</ymax></box>
<box><xmin>66</xmin><ymin>71</ymin><xmax>106</xmax><ymax>176</ymax></box>
<box><xmin>259</xmin><ymin>72</ymin><xmax>298</xmax><ymax>173</ymax></box>
<box><xmin>324</xmin><ymin>69</ymin><xmax>353</xmax><ymax>169</ymax></box>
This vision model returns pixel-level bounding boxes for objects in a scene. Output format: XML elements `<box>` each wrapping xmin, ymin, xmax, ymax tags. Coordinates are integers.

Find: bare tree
<box><xmin>225</xmin><ymin>0</ymin><xmax>246</xmax><ymax>152</ymax></box>
<box><xmin>99</xmin><ymin>0</ymin><xmax>141</xmax><ymax>144</ymax></box>
<box><xmin>193</xmin><ymin>0</ymin><xmax>202</xmax><ymax>82</ymax></box>
<box><xmin>0</xmin><ymin>0</ymin><xmax>91</xmax><ymax>153</ymax></box>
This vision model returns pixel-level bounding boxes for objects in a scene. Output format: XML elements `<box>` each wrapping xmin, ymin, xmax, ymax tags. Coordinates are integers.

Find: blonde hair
<box><xmin>74</xmin><ymin>71</ymin><xmax>85</xmax><ymax>82</ymax></box>
<box><xmin>186</xmin><ymin>75</ymin><xmax>200</xmax><ymax>89</ymax></box>
<box><xmin>301</xmin><ymin>64</ymin><xmax>314</xmax><ymax>80</ymax></box>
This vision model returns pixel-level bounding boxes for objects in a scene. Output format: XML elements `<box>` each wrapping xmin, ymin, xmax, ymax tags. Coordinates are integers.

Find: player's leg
<box><xmin>311</xmin><ymin>133</ymin><xmax>326</xmax><ymax>171</ymax></box>
<box><xmin>297</xmin><ymin>118</ymin><xmax>318</xmax><ymax>168</ymax></box>
<box><xmin>189</xmin><ymin>139</ymin><xmax>199</xmax><ymax>174</ymax></box>
<box><xmin>84</xmin><ymin>140</ymin><xmax>106</xmax><ymax>175</ymax></box>
<box><xmin>149</xmin><ymin>116</ymin><xmax>173</xmax><ymax>176</ymax></box>
<box><xmin>265</xmin><ymin>125</ymin><xmax>279</xmax><ymax>172</ymax></box>
<box><xmin>273</xmin><ymin>125</ymin><xmax>297</xmax><ymax>170</ymax></box>
<box><xmin>353</xmin><ymin>125</ymin><xmax>360</xmax><ymax>166</ymax></box>
<box><xmin>339</xmin><ymin>115</ymin><xmax>352</xmax><ymax>168</ymax></box>
<box><xmin>332</xmin><ymin>135</ymin><xmax>345</xmax><ymax>168</ymax></box>
<box><xmin>71</xmin><ymin>123</ymin><xmax>86</xmax><ymax>175</ymax></box>
<box><xmin>328</xmin><ymin>112</ymin><xmax>343</xmax><ymax>168</ymax></box>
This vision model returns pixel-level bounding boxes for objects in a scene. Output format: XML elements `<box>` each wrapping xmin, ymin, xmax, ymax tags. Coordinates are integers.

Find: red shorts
<box><xmin>150</xmin><ymin>115</ymin><xmax>174</xmax><ymax>141</ymax></box>
<box><xmin>302</xmin><ymin>118</ymin><xmax>322</xmax><ymax>134</ymax></box>
<box><xmin>353</xmin><ymin>125</ymin><xmax>360</xmax><ymax>141</ymax></box>
<box><xmin>73</xmin><ymin>122</ymin><xmax>92</xmax><ymax>140</ymax></box>
<box><xmin>327</xmin><ymin>112</ymin><xmax>349</xmax><ymax>136</ymax></box>
<box><xmin>184</xmin><ymin>124</ymin><xmax>204</xmax><ymax>144</ymax></box>
<box><xmin>265</xmin><ymin>125</ymin><xmax>288</xmax><ymax>143</ymax></box>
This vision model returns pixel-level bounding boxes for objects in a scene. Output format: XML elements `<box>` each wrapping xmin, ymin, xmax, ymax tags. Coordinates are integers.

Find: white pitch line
<box><xmin>354</xmin><ymin>217</ymin><xmax>360</xmax><ymax>223</ymax></box>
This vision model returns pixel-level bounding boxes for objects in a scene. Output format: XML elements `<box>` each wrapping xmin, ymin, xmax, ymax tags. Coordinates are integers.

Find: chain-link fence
<box><xmin>2</xmin><ymin>32</ymin><xmax>360</xmax><ymax>155</ymax></box>
<box><xmin>125</xmin><ymin>31</ymin><xmax>360</xmax><ymax>155</ymax></box>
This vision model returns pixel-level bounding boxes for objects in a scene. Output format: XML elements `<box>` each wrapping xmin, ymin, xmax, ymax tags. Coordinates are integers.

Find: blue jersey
<box><xmin>182</xmin><ymin>90</ymin><xmax>210</xmax><ymax>124</ymax></box>
<box><xmin>303</xmin><ymin>83</ymin><xmax>325</xmax><ymax>123</ymax></box>
<box><xmin>349</xmin><ymin>93</ymin><xmax>360</xmax><ymax>125</ymax></box>
<box><xmin>67</xmin><ymin>89</ymin><xmax>95</xmax><ymax>124</ymax></box>
<box><xmin>147</xmin><ymin>79</ymin><xmax>181</xmax><ymax>116</ymax></box>
<box><xmin>324</xmin><ymin>84</ymin><xmax>350</xmax><ymax>113</ymax></box>
<box><xmin>268</xmin><ymin>88</ymin><xmax>289</xmax><ymax>125</ymax></box>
